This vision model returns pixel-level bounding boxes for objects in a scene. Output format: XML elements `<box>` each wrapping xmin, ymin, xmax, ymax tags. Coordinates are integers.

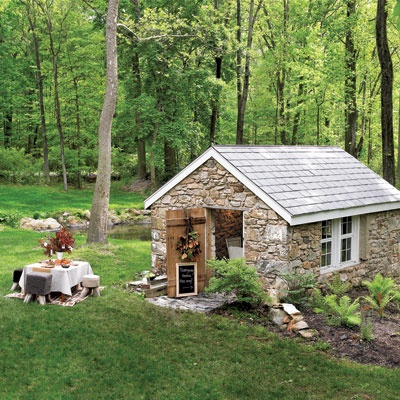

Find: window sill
<box><xmin>320</xmin><ymin>261</ymin><xmax>359</xmax><ymax>275</ymax></box>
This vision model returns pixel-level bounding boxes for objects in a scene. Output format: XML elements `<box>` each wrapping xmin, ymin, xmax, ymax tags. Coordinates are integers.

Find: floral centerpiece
<box><xmin>39</xmin><ymin>227</ymin><xmax>75</xmax><ymax>259</ymax></box>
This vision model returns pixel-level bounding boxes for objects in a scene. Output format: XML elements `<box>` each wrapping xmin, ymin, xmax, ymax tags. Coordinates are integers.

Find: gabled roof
<box><xmin>144</xmin><ymin>145</ymin><xmax>400</xmax><ymax>225</ymax></box>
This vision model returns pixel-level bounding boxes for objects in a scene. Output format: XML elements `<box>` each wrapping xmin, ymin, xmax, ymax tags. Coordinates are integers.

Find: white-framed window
<box><xmin>320</xmin><ymin>216</ymin><xmax>359</xmax><ymax>271</ymax></box>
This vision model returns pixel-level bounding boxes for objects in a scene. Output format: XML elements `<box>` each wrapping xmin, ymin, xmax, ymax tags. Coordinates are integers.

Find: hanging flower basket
<box><xmin>176</xmin><ymin>216</ymin><xmax>201</xmax><ymax>260</ymax></box>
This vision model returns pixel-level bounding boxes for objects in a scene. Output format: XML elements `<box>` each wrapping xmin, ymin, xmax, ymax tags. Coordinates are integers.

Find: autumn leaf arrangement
<box><xmin>39</xmin><ymin>227</ymin><xmax>75</xmax><ymax>257</ymax></box>
<box><xmin>176</xmin><ymin>216</ymin><xmax>201</xmax><ymax>260</ymax></box>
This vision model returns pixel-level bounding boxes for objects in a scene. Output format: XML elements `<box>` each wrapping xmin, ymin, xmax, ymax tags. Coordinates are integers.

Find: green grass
<box><xmin>1</xmin><ymin>186</ymin><xmax>400</xmax><ymax>399</ymax></box>
<box><xmin>0</xmin><ymin>184</ymin><xmax>145</xmax><ymax>217</ymax></box>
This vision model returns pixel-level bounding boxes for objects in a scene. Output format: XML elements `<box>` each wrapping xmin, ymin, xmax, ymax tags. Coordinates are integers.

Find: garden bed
<box><xmin>299</xmin><ymin>288</ymin><xmax>400</xmax><ymax>369</ymax></box>
<box><xmin>211</xmin><ymin>287</ymin><xmax>400</xmax><ymax>369</ymax></box>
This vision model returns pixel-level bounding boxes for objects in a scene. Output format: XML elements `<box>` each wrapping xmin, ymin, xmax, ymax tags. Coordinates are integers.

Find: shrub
<box><xmin>0</xmin><ymin>147</ymin><xmax>40</xmax><ymax>184</ymax></box>
<box><xmin>205</xmin><ymin>258</ymin><xmax>267</xmax><ymax>307</ymax></box>
<box><xmin>0</xmin><ymin>210</ymin><xmax>22</xmax><ymax>228</ymax></box>
<box><xmin>363</xmin><ymin>273</ymin><xmax>397</xmax><ymax>318</ymax></box>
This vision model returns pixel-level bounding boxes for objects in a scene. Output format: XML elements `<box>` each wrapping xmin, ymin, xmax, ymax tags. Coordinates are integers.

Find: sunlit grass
<box><xmin>1</xmin><ymin>187</ymin><xmax>400</xmax><ymax>398</ymax></box>
<box><xmin>0</xmin><ymin>183</ymin><xmax>145</xmax><ymax>217</ymax></box>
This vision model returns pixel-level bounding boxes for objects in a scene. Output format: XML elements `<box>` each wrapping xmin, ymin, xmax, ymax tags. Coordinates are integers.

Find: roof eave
<box><xmin>290</xmin><ymin>201</ymin><xmax>400</xmax><ymax>226</ymax></box>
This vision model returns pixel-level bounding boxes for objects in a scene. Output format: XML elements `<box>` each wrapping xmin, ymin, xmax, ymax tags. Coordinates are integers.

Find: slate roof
<box><xmin>144</xmin><ymin>145</ymin><xmax>400</xmax><ymax>225</ymax></box>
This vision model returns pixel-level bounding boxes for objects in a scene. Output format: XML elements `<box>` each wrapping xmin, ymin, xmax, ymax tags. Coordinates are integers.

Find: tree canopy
<box><xmin>1</xmin><ymin>0</ymin><xmax>400</xmax><ymax>187</ymax></box>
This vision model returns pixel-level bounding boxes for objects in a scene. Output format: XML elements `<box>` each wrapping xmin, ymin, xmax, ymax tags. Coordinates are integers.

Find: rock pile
<box><xmin>19</xmin><ymin>209</ymin><xmax>151</xmax><ymax>231</ymax></box>
<box><xmin>269</xmin><ymin>303</ymin><xmax>318</xmax><ymax>338</ymax></box>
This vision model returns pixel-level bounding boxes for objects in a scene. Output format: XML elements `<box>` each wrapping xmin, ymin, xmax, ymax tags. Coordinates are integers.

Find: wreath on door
<box><xmin>176</xmin><ymin>216</ymin><xmax>201</xmax><ymax>260</ymax></box>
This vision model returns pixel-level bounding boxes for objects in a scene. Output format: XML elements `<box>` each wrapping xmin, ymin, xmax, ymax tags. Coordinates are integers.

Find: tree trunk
<box><xmin>236</xmin><ymin>0</ymin><xmax>261</xmax><ymax>144</ymax></box>
<box><xmin>130</xmin><ymin>0</ymin><xmax>147</xmax><ymax>181</ymax></box>
<box><xmin>376</xmin><ymin>0</ymin><xmax>395</xmax><ymax>184</ymax></box>
<box><xmin>87</xmin><ymin>0</ymin><xmax>119</xmax><ymax>244</ymax></box>
<box><xmin>344</xmin><ymin>0</ymin><xmax>358</xmax><ymax>157</ymax></box>
<box><xmin>24</xmin><ymin>0</ymin><xmax>50</xmax><ymax>184</ymax></box>
<box><xmin>210</xmin><ymin>56</ymin><xmax>222</xmax><ymax>145</ymax></box>
<box><xmin>236</xmin><ymin>0</ymin><xmax>243</xmax><ymax>144</ymax></box>
<box><xmin>398</xmin><ymin>91</ymin><xmax>400</xmax><ymax>186</ymax></box>
<box><xmin>36</xmin><ymin>0</ymin><xmax>68</xmax><ymax>190</ymax></box>
<box><xmin>291</xmin><ymin>80</ymin><xmax>304</xmax><ymax>145</ymax></box>
<box><xmin>72</xmin><ymin>75</ymin><xmax>83</xmax><ymax>189</ymax></box>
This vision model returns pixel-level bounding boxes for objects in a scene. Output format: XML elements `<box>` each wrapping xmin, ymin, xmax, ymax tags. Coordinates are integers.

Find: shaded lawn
<box><xmin>0</xmin><ymin>184</ymin><xmax>144</xmax><ymax>216</ymax></box>
<box><xmin>1</xmin><ymin>229</ymin><xmax>400</xmax><ymax>399</ymax></box>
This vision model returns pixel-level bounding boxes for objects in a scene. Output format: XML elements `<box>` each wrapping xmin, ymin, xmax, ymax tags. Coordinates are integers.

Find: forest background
<box><xmin>2</xmin><ymin>0</ymin><xmax>400</xmax><ymax>191</ymax></box>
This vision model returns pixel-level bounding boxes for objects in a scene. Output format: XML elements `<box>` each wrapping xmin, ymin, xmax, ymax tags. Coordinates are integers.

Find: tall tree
<box><xmin>35</xmin><ymin>0</ymin><xmax>70</xmax><ymax>190</ymax></box>
<box><xmin>236</xmin><ymin>0</ymin><xmax>261</xmax><ymax>144</ymax></box>
<box><xmin>376</xmin><ymin>0</ymin><xmax>395</xmax><ymax>184</ymax></box>
<box><xmin>344</xmin><ymin>0</ymin><xmax>358</xmax><ymax>157</ymax></box>
<box><xmin>87</xmin><ymin>0</ymin><xmax>119</xmax><ymax>244</ymax></box>
<box><xmin>22</xmin><ymin>0</ymin><xmax>50</xmax><ymax>184</ymax></box>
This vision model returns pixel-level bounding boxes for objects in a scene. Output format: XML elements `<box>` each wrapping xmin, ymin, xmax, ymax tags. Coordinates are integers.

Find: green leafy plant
<box><xmin>326</xmin><ymin>273</ymin><xmax>351</xmax><ymax>297</ymax></box>
<box><xmin>314</xmin><ymin>293</ymin><xmax>361</xmax><ymax>327</ymax></box>
<box><xmin>205</xmin><ymin>258</ymin><xmax>267</xmax><ymax>307</ymax></box>
<box><xmin>360</xmin><ymin>310</ymin><xmax>374</xmax><ymax>341</ymax></box>
<box><xmin>280</xmin><ymin>270</ymin><xmax>317</xmax><ymax>307</ymax></box>
<box><xmin>0</xmin><ymin>210</ymin><xmax>22</xmax><ymax>228</ymax></box>
<box><xmin>363</xmin><ymin>273</ymin><xmax>397</xmax><ymax>318</ymax></box>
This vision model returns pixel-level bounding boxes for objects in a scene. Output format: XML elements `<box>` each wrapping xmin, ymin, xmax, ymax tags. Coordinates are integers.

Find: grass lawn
<box><xmin>1</xmin><ymin>185</ymin><xmax>400</xmax><ymax>399</ymax></box>
<box><xmin>0</xmin><ymin>184</ymin><xmax>144</xmax><ymax>218</ymax></box>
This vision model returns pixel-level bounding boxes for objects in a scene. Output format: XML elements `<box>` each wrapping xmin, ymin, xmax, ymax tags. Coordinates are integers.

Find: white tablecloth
<box><xmin>19</xmin><ymin>261</ymin><xmax>93</xmax><ymax>296</ymax></box>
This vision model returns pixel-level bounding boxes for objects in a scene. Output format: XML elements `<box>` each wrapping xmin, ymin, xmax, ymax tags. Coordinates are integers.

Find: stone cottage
<box><xmin>144</xmin><ymin>145</ymin><xmax>400</xmax><ymax>297</ymax></box>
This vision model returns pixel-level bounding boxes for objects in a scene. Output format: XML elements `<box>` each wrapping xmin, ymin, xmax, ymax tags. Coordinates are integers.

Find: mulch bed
<box><xmin>211</xmin><ymin>288</ymin><xmax>400</xmax><ymax>369</ymax></box>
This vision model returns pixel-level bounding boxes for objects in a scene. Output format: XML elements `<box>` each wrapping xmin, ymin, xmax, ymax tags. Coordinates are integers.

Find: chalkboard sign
<box><xmin>176</xmin><ymin>263</ymin><xmax>197</xmax><ymax>297</ymax></box>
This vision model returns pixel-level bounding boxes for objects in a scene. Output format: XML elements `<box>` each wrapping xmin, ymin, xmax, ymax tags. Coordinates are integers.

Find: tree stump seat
<box><xmin>80</xmin><ymin>274</ymin><xmax>101</xmax><ymax>298</ymax></box>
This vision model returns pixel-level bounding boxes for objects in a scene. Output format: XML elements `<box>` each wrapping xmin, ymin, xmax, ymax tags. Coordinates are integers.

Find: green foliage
<box><xmin>326</xmin><ymin>274</ymin><xmax>351</xmax><ymax>297</ymax></box>
<box><xmin>0</xmin><ymin>148</ymin><xmax>40</xmax><ymax>184</ymax></box>
<box><xmin>0</xmin><ymin>210</ymin><xmax>22</xmax><ymax>228</ymax></box>
<box><xmin>205</xmin><ymin>258</ymin><xmax>267</xmax><ymax>307</ymax></box>
<box><xmin>280</xmin><ymin>270</ymin><xmax>317</xmax><ymax>307</ymax></box>
<box><xmin>394</xmin><ymin>0</ymin><xmax>400</xmax><ymax>30</ymax></box>
<box><xmin>363</xmin><ymin>273</ymin><xmax>398</xmax><ymax>318</ymax></box>
<box><xmin>314</xmin><ymin>293</ymin><xmax>361</xmax><ymax>327</ymax></box>
<box><xmin>360</xmin><ymin>311</ymin><xmax>374</xmax><ymax>342</ymax></box>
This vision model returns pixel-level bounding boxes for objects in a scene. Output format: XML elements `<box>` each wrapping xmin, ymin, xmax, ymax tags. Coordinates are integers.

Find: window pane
<box><xmin>341</xmin><ymin>216</ymin><xmax>352</xmax><ymax>235</ymax></box>
<box><xmin>321</xmin><ymin>241</ymin><xmax>332</xmax><ymax>267</ymax></box>
<box><xmin>322</xmin><ymin>220</ymin><xmax>332</xmax><ymax>239</ymax></box>
<box><xmin>341</xmin><ymin>237</ymin><xmax>351</xmax><ymax>262</ymax></box>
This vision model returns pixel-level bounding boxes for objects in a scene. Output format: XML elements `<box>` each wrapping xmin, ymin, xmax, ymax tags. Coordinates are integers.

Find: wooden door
<box><xmin>166</xmin><ymin>208</ymin><xmax>207</xmax><ymax>297</ymax></box>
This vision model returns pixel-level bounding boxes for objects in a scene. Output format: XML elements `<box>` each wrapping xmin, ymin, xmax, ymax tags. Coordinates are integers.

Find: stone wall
<box><xmin>272</xmin><ymin>211</ymin><xmax>400</xmax><ymax>287</ymax></box>
<box><xmin>150</xmin><ymin>159</ymin><xmax>274</xmax><ymax>272</ymax></box>
<box><xmin>149</xmin><ymin>158</ymin><xmax>400</xmax><ymax>287</ymax></box>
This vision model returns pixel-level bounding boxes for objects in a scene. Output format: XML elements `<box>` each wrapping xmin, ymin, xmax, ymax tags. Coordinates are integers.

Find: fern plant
<box><xmin>280</xmin><ymin>270</ymin><xmax>317</xmax><ymax>307</ymax></box>
<box><xmin>314</xmin><ymin>293</ymin><xmax>361</xmax><ymax>327</ymax></box>
<box><xmin>327</xmin><ymin>273</ymin><xmax>351</xmax><ymax>297</ymax></box>
<box><xmin>363</xmin><ymin>273</ymin><xmax>397</xmax><ymax>318</ymax></box>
